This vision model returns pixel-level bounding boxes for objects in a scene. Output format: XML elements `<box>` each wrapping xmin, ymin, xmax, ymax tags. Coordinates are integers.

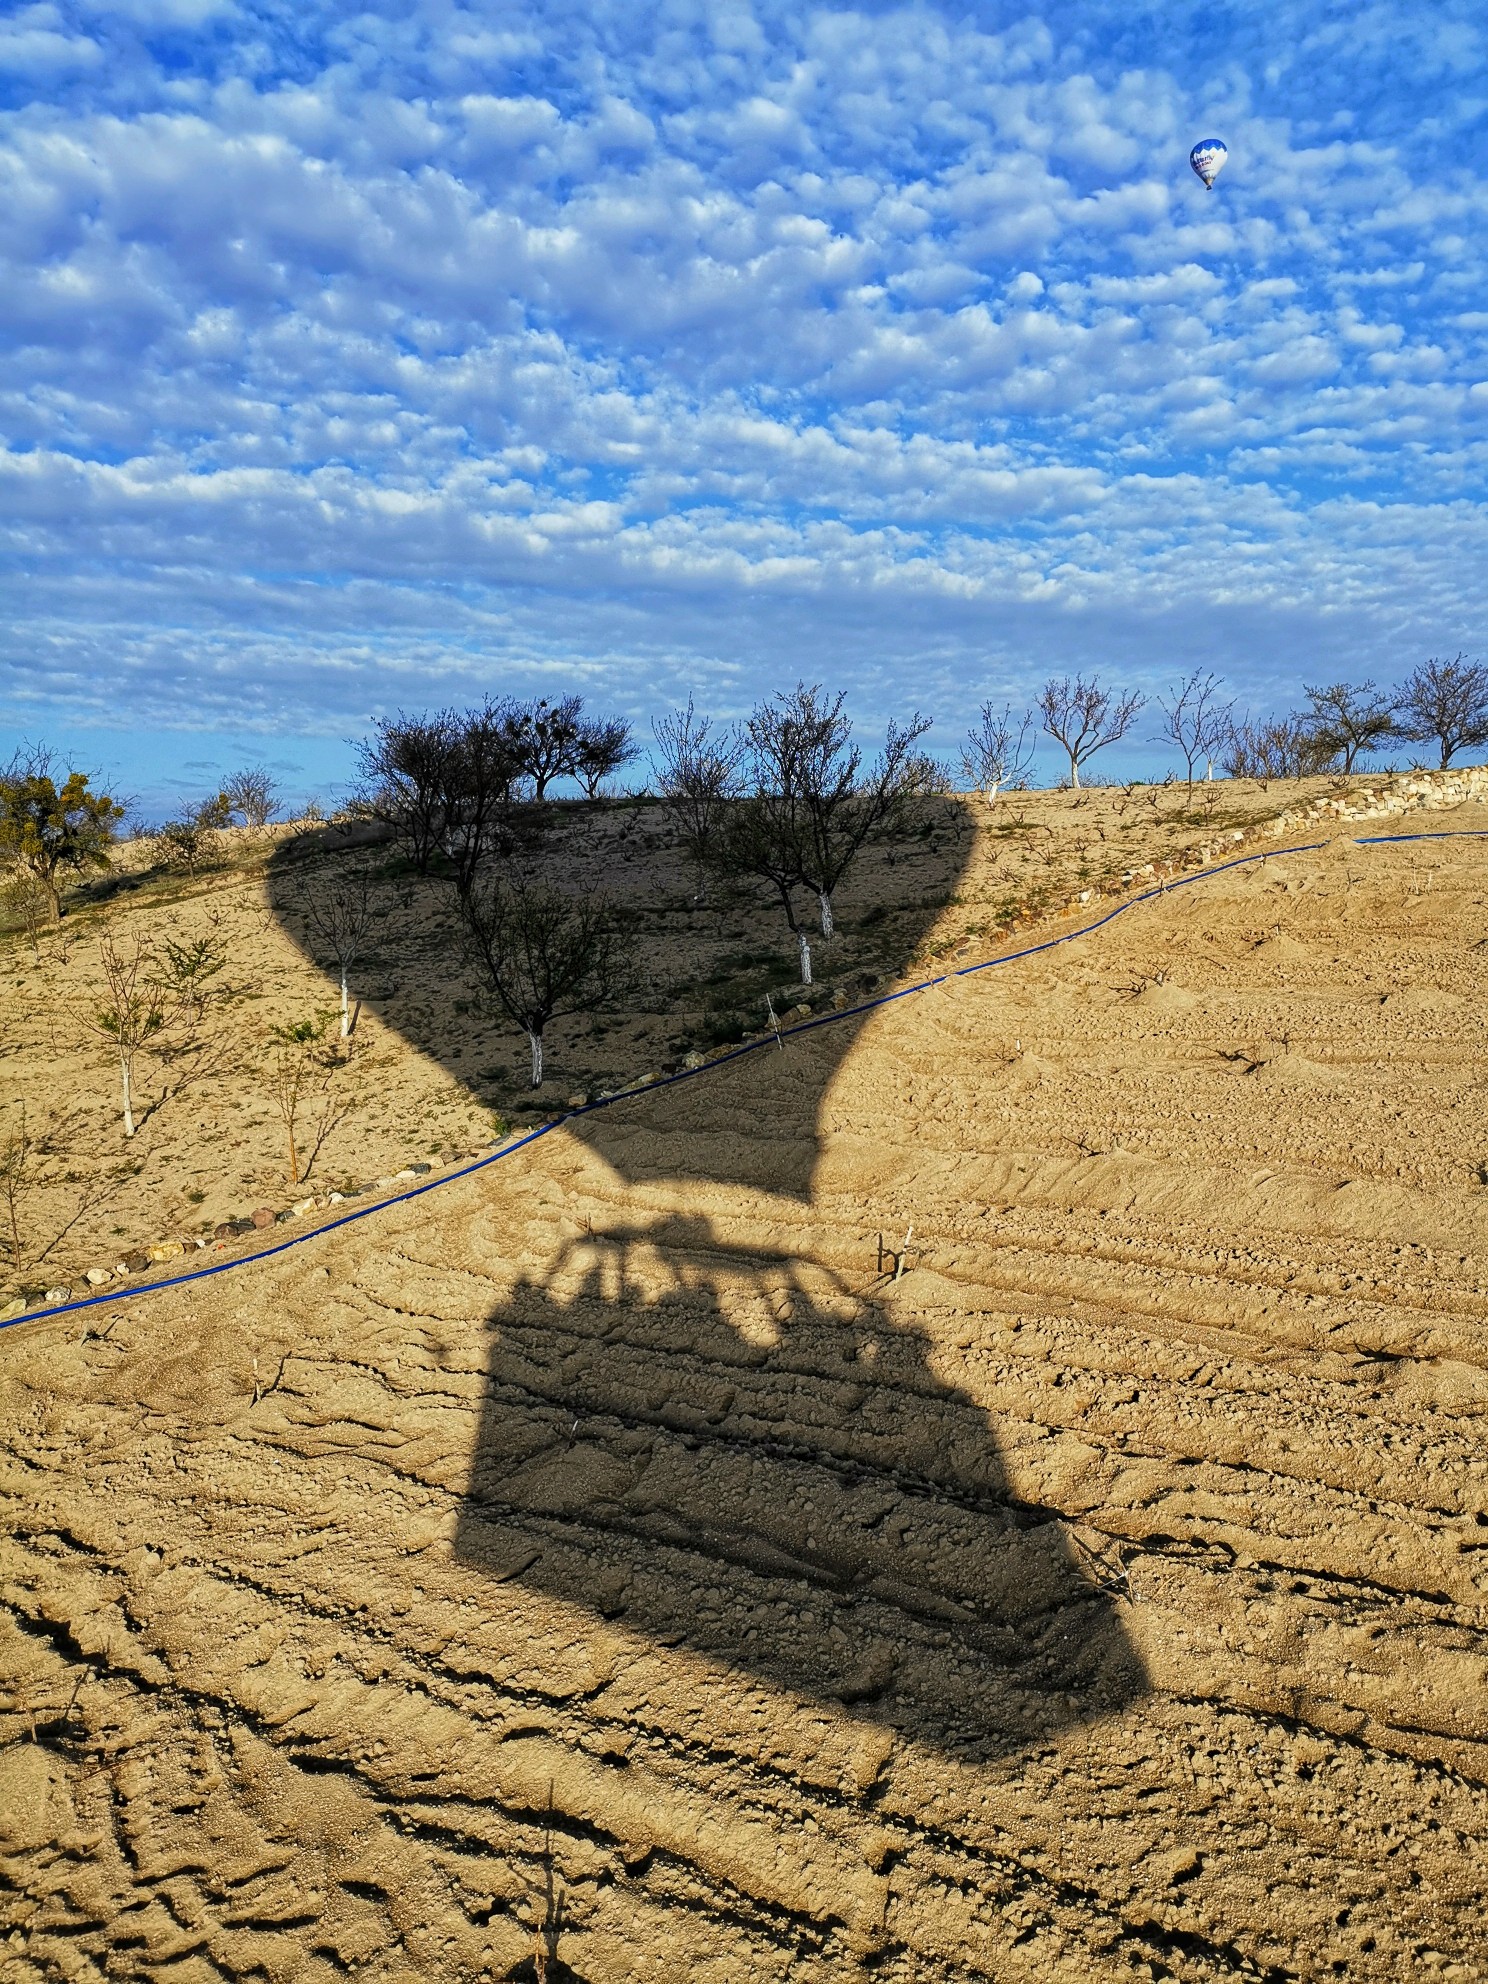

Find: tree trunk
<box><xmin>120</xmin><ymin>1053</ymin><xmax>135</xmax><ymax>1139</ymax></box>
<box><xmin>42</xmin><ymin>873</ymin><xmax>61</xmax><ymax>926</ymax></box>
<box><xmin>817</xmin><ymin>890</ymin><xmax>834</xmax><ymax>940</ymax></box>
<box><xmin>340</xmin><ymin>966</ymin><xmax>350</xmax><ymax>1039</ymax></box>
<box><xmin>529</xmin><ymin>1030</ymin><xmax>544</xmax><ymax>1087</ymax></box>
<box><xmin>797</xmin><ymin>930</ymin><xmax>812</xmax><ymax>985</ymax></box>
<box><xmin>1070</xmin><ymin>759</ymin><xmax>1082</xmax><ymax>790</ymax></box>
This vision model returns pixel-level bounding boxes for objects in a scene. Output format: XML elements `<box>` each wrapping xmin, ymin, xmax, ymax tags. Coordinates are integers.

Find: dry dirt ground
<box><xmin>3</xmin><ymin>789</ymin><xmax>1488</xmax><ymax>1981</ymax></box>
<box><xmin>2</xmin><ymin>775</ymin><xmax>1290</xmax><ymax>1307</ymax></box>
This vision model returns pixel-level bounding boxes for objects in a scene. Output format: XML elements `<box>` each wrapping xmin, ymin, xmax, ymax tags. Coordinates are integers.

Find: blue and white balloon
<box><xmin>1189</xmin><ymin>138</ymin><xmax>1229</xmax><ymax>190</ymax></box>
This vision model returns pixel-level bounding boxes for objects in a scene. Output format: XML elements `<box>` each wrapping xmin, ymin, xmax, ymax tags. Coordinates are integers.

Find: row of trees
<box><xmin>6</xmin><ymin>654</ymin><xmax>1487</xmax><ymax>1095</ymax></box>
<box><xmin>353</xmin><ymin>685</ymin><xmax>935</xmax><ymax>1082</ymax></box>
<box><xmin>961</xmin><ymin>656</ymin><xmax>1488</xmax><ymax>808</ymax></box>
<box><xmin>6</xmin><ymin>655</ymin><xmax>1484</xmax><ymax>934</ymax></box>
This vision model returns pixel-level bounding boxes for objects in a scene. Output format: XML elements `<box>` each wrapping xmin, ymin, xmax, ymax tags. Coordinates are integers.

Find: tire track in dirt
<box><xmin>4</xmin><ymin>818</ymin><xmax>1488</xmax><ymax>1979</ymax></box>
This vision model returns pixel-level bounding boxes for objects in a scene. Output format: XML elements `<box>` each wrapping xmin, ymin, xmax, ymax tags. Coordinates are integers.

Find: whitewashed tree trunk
<box><xmin>817</xmin><ymin>890</ymin><xmax>834</xmax><ymax>940</ymax></box>
<box><xmin>528</xmin><ymin>1030</ymin><xmax>544</xmax><ymax>1087</ymax></box>
<box><xmin>340</xmin><ymin>965</ymin><xmax>350</xmax><ymax>1039</ymax></box>
<box><xmin>797</xmin><ymin>930</ymin><xmax>812</xmax><ymax>985</ymax></box>
<box><xmin>1071</xmin><ymin>761</ymin><xmax>1082</xmax><ymax>790</ymax></box>
<box><xmin>120</xmin><ymin>1053</ymin><xmax>135</xmax><ymax>1138</ymax></box>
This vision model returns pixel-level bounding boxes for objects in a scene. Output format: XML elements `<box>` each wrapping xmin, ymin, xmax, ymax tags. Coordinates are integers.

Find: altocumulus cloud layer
<box><xmin>2</xmin><ymin>0</ymin><xmax>1486</xmax><ymax>754</ymax></box>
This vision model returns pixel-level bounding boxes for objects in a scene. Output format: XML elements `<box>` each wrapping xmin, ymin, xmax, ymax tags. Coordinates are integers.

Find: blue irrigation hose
<box><xmin>1</xmin><ymin>827</ymin><xmax>1479</xmax><ymax>1336</ymax></box>
<box><xmin>1352</xmin><ymin>831</ymin><xmax>1488</xmax><ymax>844</ymax></box>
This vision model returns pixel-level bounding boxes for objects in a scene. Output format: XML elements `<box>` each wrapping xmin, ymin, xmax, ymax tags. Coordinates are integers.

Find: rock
<box><xmin>84</xmin><ymin>1267</ymin><xmax>112</xmax><ymax>1286</ymax></box>
<box><xmin>123</xmin><ymin>1250</ymin><xmax>151</xmax><ymax>1272</ymax></box>
<box><xmin>565</xmin><ymin>1095</ymin><xmax>587</xmax><ymax>1110</ymax></box>
<box><xmin>146</xmin><ymin>1241</ymin><xmax>185</xmax><ymax>1263</ymax></box>
<box><xmin>250</xmin><ymin>1208</ymin><xmax>275</xmax><ymax>1230</ymax></box>
<box><xmin>408</xmin><ymin>1162</ymin><xmax>432</xmax><ymax>1175</ymax></box>
<box><xmin>0</xmin><ymin>1296</ymin><xmax>25</xmax><ymax>1320</ymax></box>
<box><xmin>213</xmin><ymin>1223</ymin><xmax>236</xmax><ymax>1242</ymax></box>
<box><xmin>44</xmin><ymin>1287</ymin><xmax>71</xmax><ymax>1304</ymax></box>
<box><xmin>683</xmin><ymin>1051</ymin><xmax>706</xmax><ymax>1070</ymax></box>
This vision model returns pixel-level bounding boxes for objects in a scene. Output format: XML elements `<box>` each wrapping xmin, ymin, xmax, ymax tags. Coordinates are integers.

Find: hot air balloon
<box><xmin>1189</xmin><ymin>138</ymin><xmax>1228</xmax><ymax>190</ymax></box>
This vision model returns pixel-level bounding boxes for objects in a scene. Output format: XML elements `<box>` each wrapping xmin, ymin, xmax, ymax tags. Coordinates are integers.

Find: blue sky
<box><xmin>2</xmin><ymin>0</ymin><xmax>1486</xmax><ymax>810</ymax></box>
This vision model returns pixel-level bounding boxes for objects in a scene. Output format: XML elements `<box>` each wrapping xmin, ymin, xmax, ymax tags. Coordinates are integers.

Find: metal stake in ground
<box><xmin>765</xmin><ymin>993</ymin><xmax>786</xmax><ymax>1051</ymax></box>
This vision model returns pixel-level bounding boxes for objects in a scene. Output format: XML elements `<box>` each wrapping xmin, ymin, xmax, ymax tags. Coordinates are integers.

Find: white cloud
<box><xmin>0</xmin><ymin>0</ymin><xmax>1485</xmax><ymax>754</ymax></box>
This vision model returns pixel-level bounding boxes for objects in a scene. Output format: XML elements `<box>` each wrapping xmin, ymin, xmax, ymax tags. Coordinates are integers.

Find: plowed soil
<box><xmin>4</xmin><ymin>805</ymin><xmax>1488</xmax><ymax>1982</ymax></box>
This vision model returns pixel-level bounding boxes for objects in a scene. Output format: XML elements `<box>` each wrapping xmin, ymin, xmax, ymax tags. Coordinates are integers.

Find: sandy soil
<box><xmin>3</xmin><ymin>787</ymin><xmax>1488</xmax><ymax>1980</ymax></box>
<box><xmin>1</xmin><ymin>774</ymin><xmax>1294</xmax><ymax>1305</ymax></box>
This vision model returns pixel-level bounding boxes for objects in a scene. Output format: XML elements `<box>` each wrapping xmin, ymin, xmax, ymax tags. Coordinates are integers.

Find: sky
<box><xmin>2</xmin><ymin>0</ymin><xmax>1486</xmax><ymax>811</ymax></box>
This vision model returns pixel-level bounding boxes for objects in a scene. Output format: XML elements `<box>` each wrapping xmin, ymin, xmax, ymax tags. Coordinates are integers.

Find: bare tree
<box><xmin>1397</xmin><ymin>655</ymin><xmax>1488</xmax><ymax>769</ymax></box>
<box><xmin>157</xmin><ymin>794</ymin><xmax>230</xmax><ymax>877</ymax></box>
<box><xmin>0</xmin><ymin>1101</ymin><xmax>43</xmax><ymax>1276</ymax></box>
<box><xmin>720</xmin><ymin>785</ymin><xmax>816</xmax><ymax>983</ymax></box>
<box><xmin>265</xmin><ymin>1015</ymin><xmax>355</xmax><ymax>1185</ymax></box>
<box><xmin>961</xmin><ymin>702</ymin><xmax>1037</xmax><ymax>808</ymax></box>
<box><xmin>437</xmin><ymin>700</ymin><xmax>537</xmax><ymax>899</ymax></box>
<box><xmin>652</xmin><ymin>699</ymin><xmax>744</xmax><ymax>903</ymax></box>
<box><xmin>1221</xmin><ymin>716</ymin><xmax>1335</xmax><ymax>784</ymax></box>
<box><xmin>1295</xmin><ymin>681</ymin><xmax>1398</xmax><ymax>773</ymax></box>
<box><xmin>722</xmin><ymin>685</ymin><xmax>933</xmax><ymax>979</ymax></box>
<box><xmin>773</xmin><ymin>686</ymin><xmax>934</xmax><ymax>940</ymax></box>
<box><xmin>87</xmin><ymin>932</ymin><xmax>164</xmax><ymax>1139</ymax></box>
<box><xmin>2</xmin><ymin>869</ymin><xmax>51</xmax><ymax>958</ymax></box>
<box><xmin>514</xmin><ymin>696</ymin><xmax>585</xmax><ymax>801</ymax></box>
<box><xmin>572</xmin><ymin>715</ymin><xmax>638</xmax><ymax>799</ymax></box>
<box><xmin>221</xmin><ymin>766</ymin><xmax>279</xmax><ymax>829</ymax></box>
<box><xmin>0</xmin><ymin>1100</ymin><xmax>114</xmax><ymax>1278</ymax></box>
<box><xmin>1037</xmin><ymin>675</ymin><xmax>1145</xmax><ymax>788</ymax></box>
<box><xmin>79</xmin><ymin>925</ymin><xmax>230</xmax><ymax>1138</ymax></box>
<box><xmin>356</xmin><ymin>711</ymin><xmax>460</xmax><ymax>874</ymax></box>
<box><xmin>295</xmin><ymin>854</ymin><xmax>381</xmax><ymax>1038</ymax></box>
<box><xmin>459</xmin><ymin>877</ymin><xmax>633</xmax><ymax>1088</ymax></box>
<box><xmin>1155</xmin><ymin>670</ymin><xmax>1234</xmax><ymax>802</ymax></box>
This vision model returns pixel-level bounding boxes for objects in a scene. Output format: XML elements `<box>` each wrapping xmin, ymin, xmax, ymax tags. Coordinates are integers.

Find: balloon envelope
<box><xmin>1189</xmin><ymin>138</ymin><xmax>1228</xmax><ymax>189</ymax></box>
